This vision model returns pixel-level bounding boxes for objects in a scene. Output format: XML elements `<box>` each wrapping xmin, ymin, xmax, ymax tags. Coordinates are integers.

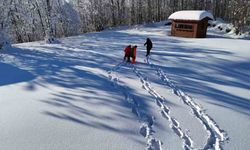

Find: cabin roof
<box><xmin>168</xmin><ymin>10</ymin><xmax>214</xmax><ymax>21</ymax></box>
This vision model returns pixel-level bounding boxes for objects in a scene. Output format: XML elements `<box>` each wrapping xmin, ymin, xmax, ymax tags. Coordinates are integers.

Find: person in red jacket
<box><xmin>124</xmin><ymin>45</ymin><xmax>131</xmax><ymax>62</ymax></box>
<box><xmin>131</xmin><ymin>45</ymin><xmax>137</xmax><ymax>64</ymax></box>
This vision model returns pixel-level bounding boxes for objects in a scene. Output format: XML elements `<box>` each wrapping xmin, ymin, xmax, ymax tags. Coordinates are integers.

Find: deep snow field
<box><xmin>0</xmin><ymin>23</ymin><xmax>249</xmax><ymax>150</ymax></box>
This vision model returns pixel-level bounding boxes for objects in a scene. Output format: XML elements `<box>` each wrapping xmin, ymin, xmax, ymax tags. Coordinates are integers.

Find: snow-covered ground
<box><xmin>0</xmin><ymin>23</ymin><xmax>249</xmax><ymax>150</ymax></box>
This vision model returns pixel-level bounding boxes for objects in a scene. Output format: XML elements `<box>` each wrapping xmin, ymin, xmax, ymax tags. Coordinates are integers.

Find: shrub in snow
<box><xmin>165</xmin><ymin>20</ymin><xmax>172</xmax><ymax>26</ymax></box>
<box><xmin>0</xmin><ymin>32</ymin><xmax>11</xmax><ymax>50</ymax></box>
<box><xmin>226</xmin><ymin>28</ymin><xmax>231</xmax><ymax>33</ymax></box>
<box><xmin>235</xmin><ymin>28</ymin><xmax>240</xmax><ymax>35</ymax></box>
<box><xmin>218</xmin><ymin>26</ymin><xmax>223</xmax><ymax>31</ymax></box>
<box><xmin>227</xmin><ymin>27</ymin><xmax>241</xmax><ymax>35</ymax></box>
<box><xmin>96</xmin><ymin>24</ymin><xmax>104</xmax><ymax>32</ymax></box>
<box><xmin>45</xmin><ymin>30</ymin><xmax>60</xmax><ymax>44</ymax></box>
<box><xmin>208</xmin><ymin>22</ymin><xmax>216</xmax><ymax>28</ymax></box>
<box><xmin>45</xmin><ymin>29</ymin><xmax>60</xmax><ymax>44</ymax></box>
<box><xmin>207</xmin><ymin>22</ymin><xmax>212</xmax><ymax>27</ymax></box>
<box><xmin>45</xmin><ymin>36</ymin><xmax>57</xmax><ymax>44</ymax></box>
<box><xmin>208</xmin><ymin>20</ymin><xmax>217</xmax><ymax>28</ymax></box>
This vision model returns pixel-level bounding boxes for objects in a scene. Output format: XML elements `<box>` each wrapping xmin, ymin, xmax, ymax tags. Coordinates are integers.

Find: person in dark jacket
<box><xmin>144</xmin><ymin>38</ymin><xmax>153</xmax><ymax>57</ymax></box>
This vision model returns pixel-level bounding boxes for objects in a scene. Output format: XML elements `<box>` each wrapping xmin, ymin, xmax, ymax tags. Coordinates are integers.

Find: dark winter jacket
<box><xmin>144</xmin><ymin>38</ymin><xmax>153</xmax><ymax>49</ymax></box>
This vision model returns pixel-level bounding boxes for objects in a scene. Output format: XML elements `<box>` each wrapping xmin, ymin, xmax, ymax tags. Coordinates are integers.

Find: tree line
<box><xmin>0</xmin><ymin>0</ymin><xmax>249</xmax><ymax>44</ymax></box>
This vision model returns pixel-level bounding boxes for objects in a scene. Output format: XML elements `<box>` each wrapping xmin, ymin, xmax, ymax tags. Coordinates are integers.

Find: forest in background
<box><xmin>0</xmin><ymin>0</ymin><xmax>249</xmax><ymax>44</ymax></box>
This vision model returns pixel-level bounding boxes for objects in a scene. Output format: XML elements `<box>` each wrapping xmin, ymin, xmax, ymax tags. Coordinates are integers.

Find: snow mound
<box><xmin>209</xmin><ymin>19</ymin><xmax>250</xmax><ymax>39</ymax></box>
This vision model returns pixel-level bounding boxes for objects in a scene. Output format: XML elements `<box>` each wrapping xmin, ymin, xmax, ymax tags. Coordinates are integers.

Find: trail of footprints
<box><xmin>108</xmin><ymin>62</ymin><xmax>162</xmax><ymax>150</ymax></box>
<box><xmin>133</xmin><ymin>66</ymin><xmax>193</xmax><ymax>150</ymax></box>
<box><xmin>145</xmin><ymin>57</ymin><xmax>228</xmax><ymax>150</ymax></box>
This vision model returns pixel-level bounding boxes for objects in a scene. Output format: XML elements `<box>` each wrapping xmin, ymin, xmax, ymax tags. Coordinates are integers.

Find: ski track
<box><xmin>132</xmin><ymin>64</ymin><xmax>194</xmax><ymax>150</ymax></box>
<box><xmin>145</xmin><ymin>57</ymin><xmax>228</xmax><ymax>150</ymax></box>
<box><xmin>107</xmin><ymin>61</ymin><xmax>163</xmax><ymax>150</ymax></box>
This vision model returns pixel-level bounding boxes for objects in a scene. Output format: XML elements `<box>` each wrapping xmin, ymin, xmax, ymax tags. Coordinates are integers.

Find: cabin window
<box><xmin>175</xmin><ymin>23</ymin><xmax>193</xmax><ymax>30</ymax></box>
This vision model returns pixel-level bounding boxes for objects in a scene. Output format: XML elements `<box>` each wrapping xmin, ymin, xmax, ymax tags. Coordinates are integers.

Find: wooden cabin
<box><xmin>168</xmin><ymin>11</ymin><xmax>214</xmax><ymax>38</ymax></box>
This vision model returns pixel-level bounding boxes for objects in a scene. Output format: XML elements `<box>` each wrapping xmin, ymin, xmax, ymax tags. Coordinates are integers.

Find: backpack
<box><xmin>130</xmin><ymin>47</ymin><xmax>135</xmax><ymax>57</ymax></box>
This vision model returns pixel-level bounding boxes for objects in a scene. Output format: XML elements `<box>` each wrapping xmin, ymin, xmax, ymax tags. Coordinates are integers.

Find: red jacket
<box><xmin>124</xmin><ymin>45</ymin><xmax>131</xmax><ymax>57</ymax></box>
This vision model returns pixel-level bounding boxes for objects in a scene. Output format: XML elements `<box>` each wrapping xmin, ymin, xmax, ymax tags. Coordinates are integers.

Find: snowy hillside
<box><xmin>0</xmin><ymin>23</ymin><xmax>250</xmax><ymax>150</ymax></box>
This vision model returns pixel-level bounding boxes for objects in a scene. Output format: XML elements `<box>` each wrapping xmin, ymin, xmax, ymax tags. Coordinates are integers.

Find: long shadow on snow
<box><xmin>40</xmin><ymin>65</ymin><xmax>155</xmax><ymax>144</ymax></box>
<box><xmin>0</xmin><ymin>62</ymin><xmax>35</xmax><ymax>86</ymax></box>
<box><xmin>1</xmin><ymin>31</ymin><xmax>161</xmax><ymax>143</ymax></box>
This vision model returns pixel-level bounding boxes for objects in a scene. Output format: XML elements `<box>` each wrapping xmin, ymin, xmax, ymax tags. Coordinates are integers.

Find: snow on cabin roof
<box><xmin>168</xmin><ymin>10</ymin><xmax>214</xmax><ymax>21</ymax></box>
